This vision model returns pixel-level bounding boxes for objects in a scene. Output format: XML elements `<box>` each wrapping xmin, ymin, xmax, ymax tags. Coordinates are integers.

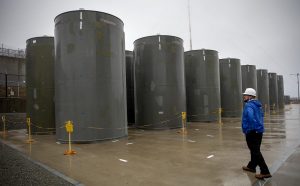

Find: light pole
<box><xmin>290</xmin><ymin>73</ymin><xmax>299</xmax><ymax>102</ymax></box>
<box><xmin>187</xmin><ymin>0</ymin><xmax>192</xmax><ymax>50</ymax></box>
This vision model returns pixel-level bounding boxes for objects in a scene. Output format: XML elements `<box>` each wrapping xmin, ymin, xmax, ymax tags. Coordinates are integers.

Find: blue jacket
<box><xmin>242</xmin><ymin>99</ymin><xmax>264</xmax><ymax>134</ymax></box>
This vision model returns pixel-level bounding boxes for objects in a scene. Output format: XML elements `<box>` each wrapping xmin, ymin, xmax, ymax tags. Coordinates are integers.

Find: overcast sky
<box><xmin>1</xmin><ymin>0</ymin><xmax>299</xmax><ymax>97</ymax></box>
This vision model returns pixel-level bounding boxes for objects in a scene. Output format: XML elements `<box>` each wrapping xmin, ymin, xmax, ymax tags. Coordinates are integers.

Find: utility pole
<box><xmin>5</xmin><ymin>73</ymin><xmax>8</xmax><ymax>97</ymax></box>
<box><xmin>290</xmin><ymin>73</ymin><xmax>299</xmax><ymax>102</ymax></box>
<box><xmin>187</xmin><ymin>0</ymin><xmax>192</xmax><ymax>50</ymax></box>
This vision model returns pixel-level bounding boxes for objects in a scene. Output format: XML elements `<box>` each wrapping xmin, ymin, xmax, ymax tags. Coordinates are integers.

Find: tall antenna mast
<box><xmin>188</xmin><ymin>0</ymin><xmax>193</xmax><ymax>50</ymax></box>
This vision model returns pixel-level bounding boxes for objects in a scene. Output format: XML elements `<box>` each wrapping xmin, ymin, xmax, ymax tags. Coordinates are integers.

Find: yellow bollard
<box><xmin>272</xmin><ymin>104</ymin><xmax>276</xmax><ymax>114</ymax></box>
<box><xmin>218</xmin><ymin>108</ymin><xmax>223</xmax><ymax>124</ymax></box>
<box><xmin>178</xmin><ymin>112</ymin><xmax>187</xmax><ymax>135</ymax></box>
<box><xmin>265</xmin><ymin>104</ymin><xmax>267</xmax><ymax>115</ymax></box>
<box><xmin>26</xmin><ymin>117</ymin><xmax>34</xmax><ymax>143</ymax></box>
<box><xmin>2</xmin><ymin>115</ymin><xmax>6</xmax><ymax>138</ymax></box>
<box><xmin>64</xmin><ymin>120</ymin><xmax>76</xmax><ymax>155</ymax></box>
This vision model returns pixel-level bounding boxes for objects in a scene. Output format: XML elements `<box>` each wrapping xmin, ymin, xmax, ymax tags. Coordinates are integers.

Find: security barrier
<box><xmin>134</xmin><ymin>112</ymin><xmax>183</xmax><ymax>130</ymax></box>
<box><xmin>1</xmin><ymin>108</ymin><xmax>224</xmax><ymax>140</ymax></box>
<box><xmin>187</xmin><ymin>108</ymin><xmax>223</xmax><ymax>124</ymax></box>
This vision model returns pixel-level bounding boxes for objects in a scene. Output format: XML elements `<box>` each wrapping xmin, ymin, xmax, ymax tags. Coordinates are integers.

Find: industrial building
<box><xmin>0</xmin><ymin>46</ymin><xmax>26</xmax><ymax>113</ymax></box>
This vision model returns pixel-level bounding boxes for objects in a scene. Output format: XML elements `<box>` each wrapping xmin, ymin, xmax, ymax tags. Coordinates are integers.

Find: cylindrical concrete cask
<box><xmin>185</xmin><ymin>49</ymin><xmax>220</xmax><ymax>122</ymax></box>
<box><xmin>134</xmin><ymin>35</ymin><xmax>186</xmax><ymax>129</ymax></box>
<box><xmin>219</xmin><ymin>58</ymin><xmax>242</xmax><ymax>117</ymax></box>
<box><xmin>268</xmin><ymin>73</ymin><xmax>278</xmax><ymax>111</ymax></box>
<box><xmin>277</xmin><ymin>75</ymin><xmax>284</xmax><ymax>109</ymax></box>
<box><xmin>256</xmin><ymin>69</ymin><xmax>270</xmax><ymax>115</ymax></box>
<box><xmin>284</xmin><ymin>95</ymin><xmax>290</xmax><ymax>105</ymax></box>
<box><xmin>241</xmin><ymin>65</ymin><xmax>257</xmax><ymax>93</ymax></box>
<box><xmin>26</xmin><ymin>36</ymin><xmax>55</xmax><ymax>134</ymax></box>
<box><xmin>55</xmin><ymin>10</ymin><xmax>127</xmax><ymax>142</ymax></box>
<box><xmin>125</xmin><ymin>50</ymin><xmax>135</xmax><ymax>124</ymax></box>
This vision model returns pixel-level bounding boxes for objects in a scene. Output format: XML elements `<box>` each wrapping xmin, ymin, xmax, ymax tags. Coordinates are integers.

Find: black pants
<box><xmin>246</xmin><ymin>131</ymin><xmax>270</xmax><ymax>174</ymax></box>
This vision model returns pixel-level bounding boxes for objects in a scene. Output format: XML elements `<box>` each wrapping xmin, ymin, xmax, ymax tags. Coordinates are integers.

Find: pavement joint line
<box><xmin>0</xmin><ymin>138</ymin><xmax>84</xmax><ymax>186</ymax></box>
<box><xmin>252</xmin><ymin>140</ymin><xmax>300</xmax><ymax>186</ymax></box>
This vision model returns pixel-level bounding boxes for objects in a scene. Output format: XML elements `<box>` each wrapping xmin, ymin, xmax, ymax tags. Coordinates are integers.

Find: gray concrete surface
<box><xmin>0</xmin><ymin>142</ymin><xmax>76</xmax><ymax>186</ymax></box>
<box><xmin>264</xmin><ymin>145</ymin><xmax>300</xmax><ymax>186</ymax></box>
<box><xmin>0</xmin><ymin>104</ymin><xmax>299</xmax><ymax>186</ymax></box>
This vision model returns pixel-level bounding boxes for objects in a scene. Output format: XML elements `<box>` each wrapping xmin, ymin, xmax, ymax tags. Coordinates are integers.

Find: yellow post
<box><xmin>218</xmin><ymin>108</ymin><xmax>223</xmax><ymax>124</ymax></box>
<box><xmin>180</xmin><ymin>112</ymin><xmax>187</xmax><ymax>135</ymax></box>
<box><xmin>2</xmin><ymin>115</ymin><xmax>6</xmax><ymax>137</ymax></box>
<box><xmin>26</xmin><ymin>117</ymin><xmax>34</xmax><ymax>143</ymax></box>
<box><xmin>272</xmin><ymin>104</ymin><xmax>276</xmax><ymax>114</ymax></box>
<box><xmin>64</xmin><ymin>120</ymin><xmax>76</xmax><ymax>155</ymax></box>
<box><xmin>265</xmin><ymin>104</ymin><xmax>267</xmax><ymax>115</ymax></box>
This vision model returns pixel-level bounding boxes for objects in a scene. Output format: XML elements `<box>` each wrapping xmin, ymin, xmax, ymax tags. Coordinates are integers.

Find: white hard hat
<box><xmin>243</xmin><ymin>88</ymin><xmax>256</xmax><ymax>96</ymax></box>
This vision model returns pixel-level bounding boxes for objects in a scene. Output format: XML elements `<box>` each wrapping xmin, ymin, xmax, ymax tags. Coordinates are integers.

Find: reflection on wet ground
<box><xmin>0</xmin><ymin>104</ymin><xmax>300</xmax><ymax>186</ymax></box>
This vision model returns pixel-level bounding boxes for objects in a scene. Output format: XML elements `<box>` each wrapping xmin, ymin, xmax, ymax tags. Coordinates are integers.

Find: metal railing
<box><xmin>0</xmin><ymin>44</ymin><xmax>25</xmax><ymax>58</ymax></box>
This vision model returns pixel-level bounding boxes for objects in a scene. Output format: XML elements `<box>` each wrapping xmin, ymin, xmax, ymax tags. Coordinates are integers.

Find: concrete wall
<box><xmin>0</xmin><ymin>56</ymin><xmax>25</xmax><ymax>75</ymax></box>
